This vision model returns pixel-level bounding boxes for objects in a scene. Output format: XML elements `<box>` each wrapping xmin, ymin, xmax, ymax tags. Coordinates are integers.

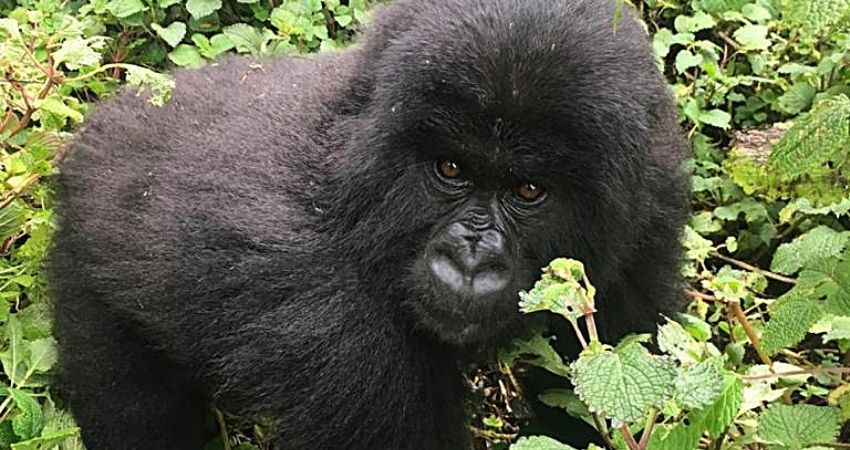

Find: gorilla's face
<box><xmin>338</xmin><ymin>0</ymin><xmax>669</xmax><ymax>347</ymax></box>
<box><xmin>406</xmin><ymin>150</ymin><xmax>559</xmax><ymax>345</ymax></box>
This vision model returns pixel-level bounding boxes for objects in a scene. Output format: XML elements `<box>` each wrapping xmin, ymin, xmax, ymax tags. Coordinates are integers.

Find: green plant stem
<box><xmin>619</xmin><ymin>424</ymin><xmax>641</xmax><ymax>450</ymax></box>
<box><xmin>638</xmin><ymin>408</ymin><xmax>659</xmax><ymax>448</ymax></box>
<box><xmin>743</xmin><ymin>367</ymin><xmax>850</xmax><ymax>381</ymax></box>
<box><xmin>62</xmin><ymin>63</ymin><xmax>129</xmax><ymax>84</ymax></box>
<box><xmin>592</xmin><ymin>414</ymin><xmax>617</xmax><ymax>450</ymax></box>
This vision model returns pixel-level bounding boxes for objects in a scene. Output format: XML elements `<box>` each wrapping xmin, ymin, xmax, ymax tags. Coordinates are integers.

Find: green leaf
<box><xmin>26</xmin><ymin>337</ymin><xmax>57</xmax><ymax>374</ymax></box>
<box><xmin>498</xmin><ymin>334</ymin><xmax>571</xmax><ymax>378</ymax></box>
<box><xmin>733</xmin><ymin>24</ymin><xmax>771</xmax><ymax>50</ymax></box>
<box><xmin>34</xmin><ymin>98</ymin><xmax>83</xmax><ymax>123</ymax></box>
<box><xmin>758</xmin><ymin>404</ymin><xmax>840</xmax><ymax>449</ymax></box>
<box><xmin>646</xmin><ymin>423</ymin><xmax>699</xmax><ymax>450</ymax></box>
<box><xmin>674</xmin><ymin>12</ymin><xmax>716</xmax><ymax>33</ymax></box>
<box><xmin>1</xmin><ymin>315</ymin><xmax>27</xmax><ymax>385</ymax></box>
<box><xmin>106</xmin><ymin>0</ymin><xmax>146</xmax><ymax>18</ymax></box>
<box><xmin>53</xmin><ymin>37</ymin><xmax>104</xmax><ymax>70</ymax></box>
<box><xmin>782</xmin><ymin>258</ymin><xmax>850</xmax><ymax>316</ymax></box>
<box><xmin>8</xmin><ymin>389</ymin><xmax>43</xmax><ymax>440</ymax></box>
<box><xmin>674</xmin><ymin>50</ymin><xmax>702</xmax><ymax>72</ymax></box>
<box><xmin>11</xmin><ymin>427</ymin><xmax>80</xmax><ymax>450</ymax></box>
<box><xmin>689</xmin><ymin>375</ymin><xmax>743</xmax><ymax>439</ymax></box>
<box><xmin>761</xmin><ymin>296</ymin><xmax>824</xmax><ymax>355</ymax></box>
<box><xmin>185</xmin><ymin>0</ymin><xmax>222</xmax><ymax>19</ymax></box>
<box><xmin>160</xmin><ymin>0</ymin><xmax>181</xmax><ymax>7</ymax></box>
<box><xmin>777</xmin><ymin>83</ymin><xmax>816</xmax><ymax>115</ymax></box>
<box><xmin>571</xmin><ymin>343</ymin><xmax>676</xmax><ymax>423</ymax></box>
<box><xmin>771</xmin><ymin>226</ymin><xmax>850</xmax><ymax>275</ymax></box>
<box><xmin>538</xmin><ymin>389</ymin><xmax>594</xmax><ymax>425</ymax></box>
<box><xmin>151</xmin><ymin>22</ymin><xmax>187</xmax><ymax>48</ymax></box>
<box><xmin>742</xmin><ymin>4</ymin><xmax>773</xmax><ymax>22</ymax></box>
<box><xmin>769</xmin><ymin>95</ymin><xmax>850</xmax><ymax>180</ymax></box>
<box><xmin>697</xmin><ymin>109</ymin><xmax>731</xmax><ymax>129</ymax></box>
<box><xmin>168</xmin><ymin>44</ymin><xmax>205</xmax><ymax>68</ymax></box>
<box><xmin>819</xmin><ymin>315</ymin><xmax>850</xmax><ymax>342</ymax></box>
<box><xmin>673</xmin><ymin>357</ymin><xmax>725</xmax><ymax>410</ymax></box>
<box><xmin>192</xmin><ymin>33</ymin><xmax>234</xmax><ymax>59</ymax></box>
<box><xmin>510</xmin><ymin>436</ymin><xmax>578</xmax><ymax>450</ymax></box>
<box><xmin>223</xmin><ymin>23</ymin><xmax>264</xmax><ymax>54</ymax></box>
<box><xmin>124</xmin><ymin>65</ymin><xmax>175</xmax><ymax>107</ymax></box>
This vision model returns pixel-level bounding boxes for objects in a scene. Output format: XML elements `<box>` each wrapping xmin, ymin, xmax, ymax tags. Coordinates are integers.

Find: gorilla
<box><xmin>48</xmin><ymin>0</ymin><xmax>689</xmax><ymax>448</ymax></box>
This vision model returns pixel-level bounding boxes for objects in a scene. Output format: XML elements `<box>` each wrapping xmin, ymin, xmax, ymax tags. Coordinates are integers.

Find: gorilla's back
<box><xmin>49</xmin><ymin>53</ymin><xmax>355</xmax><ymax>347</ymax></box>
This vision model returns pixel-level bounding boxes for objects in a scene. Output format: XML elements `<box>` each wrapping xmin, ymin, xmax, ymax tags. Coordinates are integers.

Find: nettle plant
<box><xmin>503</xmin><ymin>259</ymin><xmax>845</xmax><ymax>450</ymax></box>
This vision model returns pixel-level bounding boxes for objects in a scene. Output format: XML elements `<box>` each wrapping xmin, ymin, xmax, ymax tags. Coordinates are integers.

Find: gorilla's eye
<box><xmin>437</xmin><ymin>160</ymin><xmax>462</xmax><ymax>179</ymax></box>
<box><xmin>517</xmin><ymin>181</ymin><xmax>544</xmax><ymax>202</ymax></box>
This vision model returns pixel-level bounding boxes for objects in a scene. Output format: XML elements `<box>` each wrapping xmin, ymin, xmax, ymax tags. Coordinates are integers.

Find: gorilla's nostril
<box><xmin>429</xmin><ymin>253</ymin><xmax>465</xmax><ymax>292</ymax></box>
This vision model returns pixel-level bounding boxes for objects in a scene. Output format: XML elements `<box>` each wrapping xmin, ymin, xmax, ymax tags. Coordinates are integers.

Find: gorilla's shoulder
<box><xmin>63</xmin><ymin>52</ymin><xmax>355</xmax><ymax>173</ymax></box>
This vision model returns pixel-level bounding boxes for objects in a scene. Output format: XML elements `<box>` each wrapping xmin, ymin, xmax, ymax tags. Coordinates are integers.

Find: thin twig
<box><xmin>712</xmin><ymin>252</ymin><xmax>796</xmax><ymax>285</ymax></box>
<box><xmin>743</xmin><ymin>367</ymin><xmax>850</xmax><ymax>381</ymax></box>
<box><xmin>730</xmin><ymin>300</ymin><xmax>773</xmax><ymax>366</ymax></box>
<box><xmin>214</xmin><ymin>407</ymin><xmax>232</xmax><ymax>450</ymax></box>
<box><xmin>638</xmin><ymin>408</ymin><xmax>659</xmax><ymax>448</ymax></box>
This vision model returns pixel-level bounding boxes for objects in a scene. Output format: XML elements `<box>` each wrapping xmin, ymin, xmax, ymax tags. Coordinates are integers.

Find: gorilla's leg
<box><xmin>55</xmin><ymin>303</ymin><xmax>212</xmax><ymax>450</ymax></box>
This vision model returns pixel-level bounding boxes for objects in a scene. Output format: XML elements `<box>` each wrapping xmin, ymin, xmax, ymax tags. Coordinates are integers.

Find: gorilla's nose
<box><xmin>428</xmin><ymin>224</ymin><xmax>511</xmax><ymax>296</ymax></box>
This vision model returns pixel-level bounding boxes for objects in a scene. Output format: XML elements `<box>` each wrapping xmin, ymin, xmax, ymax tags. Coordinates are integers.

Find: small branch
<box><xmin>730</xmin><ymin>300</ymin><xmax>773</xmax><ymax>366</ymax></box>
<box><xmin>619</xmin><ymin>424</ymin><xmax>641</xmax><ymax>450</ymax></box>
<box><xmin>686</xmin><ymin>290</ymin><xmax>717</xmax><ymax>302</ymax></box>
<box><xmin>214</xmin><ymin>407</ymin><xmax>232</xmax><ymax>450</ymax></box>
<box><xmin>717</xmin><ymin>31</ymin><xmax>740</xmax><ymax>50</ymax></box>
<box><xmin>468</xmin><ymin>426</ymin><xmax>517</xmax><ymax>441</ymax></box>
<box><xmin>743</xmin><ymin>367</ymin><xmax>850</xmax><ymax>381</ymax></box>
<box><xmin>712</xmin><ymin>252</ymin><xmax>796</xmax><ymax>285</ymax></box>
<box><xmin>0</xmin><ymin>173</ymin><xmax>40</xmax><ymax>210</ymax></box>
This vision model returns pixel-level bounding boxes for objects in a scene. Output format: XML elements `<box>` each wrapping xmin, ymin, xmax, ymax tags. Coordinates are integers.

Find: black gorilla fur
<box><xmin>48</xmin><ymin>0</ymin><xmax>690</xmax><ymax>448</ymax></box>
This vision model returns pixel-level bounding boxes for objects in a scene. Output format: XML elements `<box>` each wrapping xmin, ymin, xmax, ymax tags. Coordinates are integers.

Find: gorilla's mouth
<box><xmin>407</xmin><ymin>254</ymin><xmax>523</xmax><ymax>346</ymax></box>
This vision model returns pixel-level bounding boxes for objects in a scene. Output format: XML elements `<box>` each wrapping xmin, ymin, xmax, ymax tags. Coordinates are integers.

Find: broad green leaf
<box><xmin>697</xmin><ymin>109</ymin><xmax>731</xmax><ymax>129</ymax></box>
<box><xmin>11</xmin><ymin>427</ymin><xmax>80</xmax><ymax>450</ymax></box>
<box><xmin>733</xmin><ymin>25</ymin><xmax>770</xmax><ymax>50</ymax></box>
<box><xmin>742</xmin><ymin>4</ymin><xmax>773</xmax><ymax>22</ymax></box>
<box><xmin>538</xmin><ymin>389</ymin><xmax>594</xmax><ymax>425</ymax></box>
<box><xmin>1</xmin><ymin>315</ymin><xmax>27</xmax><ymax>385</ymax></box>
<box><xmin>769</xmin><ymin>95</ymin><xmax>850</xmax><ymax>180</ymax></box>
<box><xmin>8</xmin><ymin>389</ymin><xmax>43</xmax><ymax>440</ymax></box>
<box><xmin>52</xmin><ymin>37</ymin><xmax>104</xmax><ymax>70</ymax></box>
<box><xmin>498</xmin><ymin>334</ymin><xmax>571</xmax><ymax>378</ymax></box>
<box><xmin>34</xmin><ymin>98</ymin><xmax>83</xmax><ymax>123</ymax></box>
<box><xmin>674</xmin><ymin>50</ymin><xmax>702</xmax><ymax>72</ymax></box>
<box><xmin>777</xmin><ymin>83</ymin><xmax>816</xmax><ymax>115</ymax></box>
<box><xmin>673</xmin><ymin>357</ymin><xmax>725</xmax><ymax>410</ymax></box>
<box><xmin>758</xmin><ymin>404</ymin><xmax>840</xmax><ymax>449</ymax></box>
<box><xmin>186</xmin><ymin>0</ymin><xmax>222</xmax><ymax>19</ymax></box>
<box><xmin>771</xmin><ymin>226</ymin><xmax>850</xmax><ymax>275</ymax></box>
<box><xmin>689</xmin><ymin>375</ymin><xmax>743</xmax><ymax>439</ymax></box>
<box><xmin>571</xmin><ymin>343</ymin><xmax>676</xmax><ymax>423</ymax></box>
<box><xmin>106</xmin><ymin>0</ymin><xmax>146</xmax><ymax>18</ymax></box>
<box><xmin>192</xmin><ymin>33</ymin><xmax>234</xmax><ymax>59</ymax></box>
<box><xmin>223</xmin><ymin>23</ymin><xmax>264</xmax><ymax>54</ymax></box>
<box><xmin>168</xmin><ymin>44</ymin><xmax>205</xmax><ymax>68</ymax></box>
<box><xmin>26</xmin><ymin>337</ymin><xmax>57</xmax><ymax>375</ymax></box>
<box><xmin>783</xmin><ymin>258</ymin><xmax>850</xmax><ymax>315</ymax></box>
<box><xmin>151</xmin><ymin>22</ymin><xmax>187</xmax><ymax>48</ymax></box>
<box><xmin>674</xmin><ymin>12</ymin><xmax>716</xmax><ymax>33</ymax></box>
<box><xmin>761</xmin><ymin>296</ymin><xmax>824</xmax><ymax>355</ymax></box>
<box><xmin>647</xmin><ymin>423</ymin><xmax>699</xmax><ymax>450</ymax></box>
<box><xmin>510</xmin><ymin>436</ymin><xmax>577</xmax><ymax>450</ymax></box>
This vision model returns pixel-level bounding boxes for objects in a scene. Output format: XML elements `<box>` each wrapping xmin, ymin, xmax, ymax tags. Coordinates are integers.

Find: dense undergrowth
<box><xmin>1</xmin><ymin>0</ymin><xmax>849</xmax><ymax>449</ymax></box>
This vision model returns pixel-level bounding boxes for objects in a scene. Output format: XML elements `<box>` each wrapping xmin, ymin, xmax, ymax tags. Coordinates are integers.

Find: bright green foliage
<box><xmin>518</xmin><ymin>258</ymin><xmax>595</xmax><ymax>323</ymax></box>
<box><xmin>571</xmin><ymin>342</ymin><xmax>677</xmax><ymax>423</ymax></box>
<box><xmin>781</xmin><ymin>0</ymin><xmax>850</xmax><ymax>37</ymax></box>
<box><xmin>769</xmin><ymin>95</ymin><xmax>850</xmax><ymax>181</ymax></box>
<box><xmin>646</xmin><ymin>424</ymin><xmax>699</xmax><ymax>450</ymax></box>
<box><xmin>499</xmin><ymin>334</ymin><xmax>571</xmax><ymax>378</ymax></box>
<box><xmin>771</xmin><ymin>226</ymin><xmax>850</xmax><ymax>275</ymax></box>
<box><xmin>758</xmin><ymin>404</ymin><xmax>840</xmax><ymax>449</ymax></box>
<box><xmin>509</xmin><ymin>436</ymin><xmax>578</xmax><ymax>450</ymax></box>
<box><xmin>761</xmin><ymin>296</ymin><xmax>824</xmax><ymax>355</ymax></box>
<box><xmin>672</xmin><ymin>357</ymin><xmax>725</xmax><ymax>410</ymax></box>
<box><xmin>689</xmin><ymin>375</ymin><xmax>744</xmax><ymax>439</ymax></box>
